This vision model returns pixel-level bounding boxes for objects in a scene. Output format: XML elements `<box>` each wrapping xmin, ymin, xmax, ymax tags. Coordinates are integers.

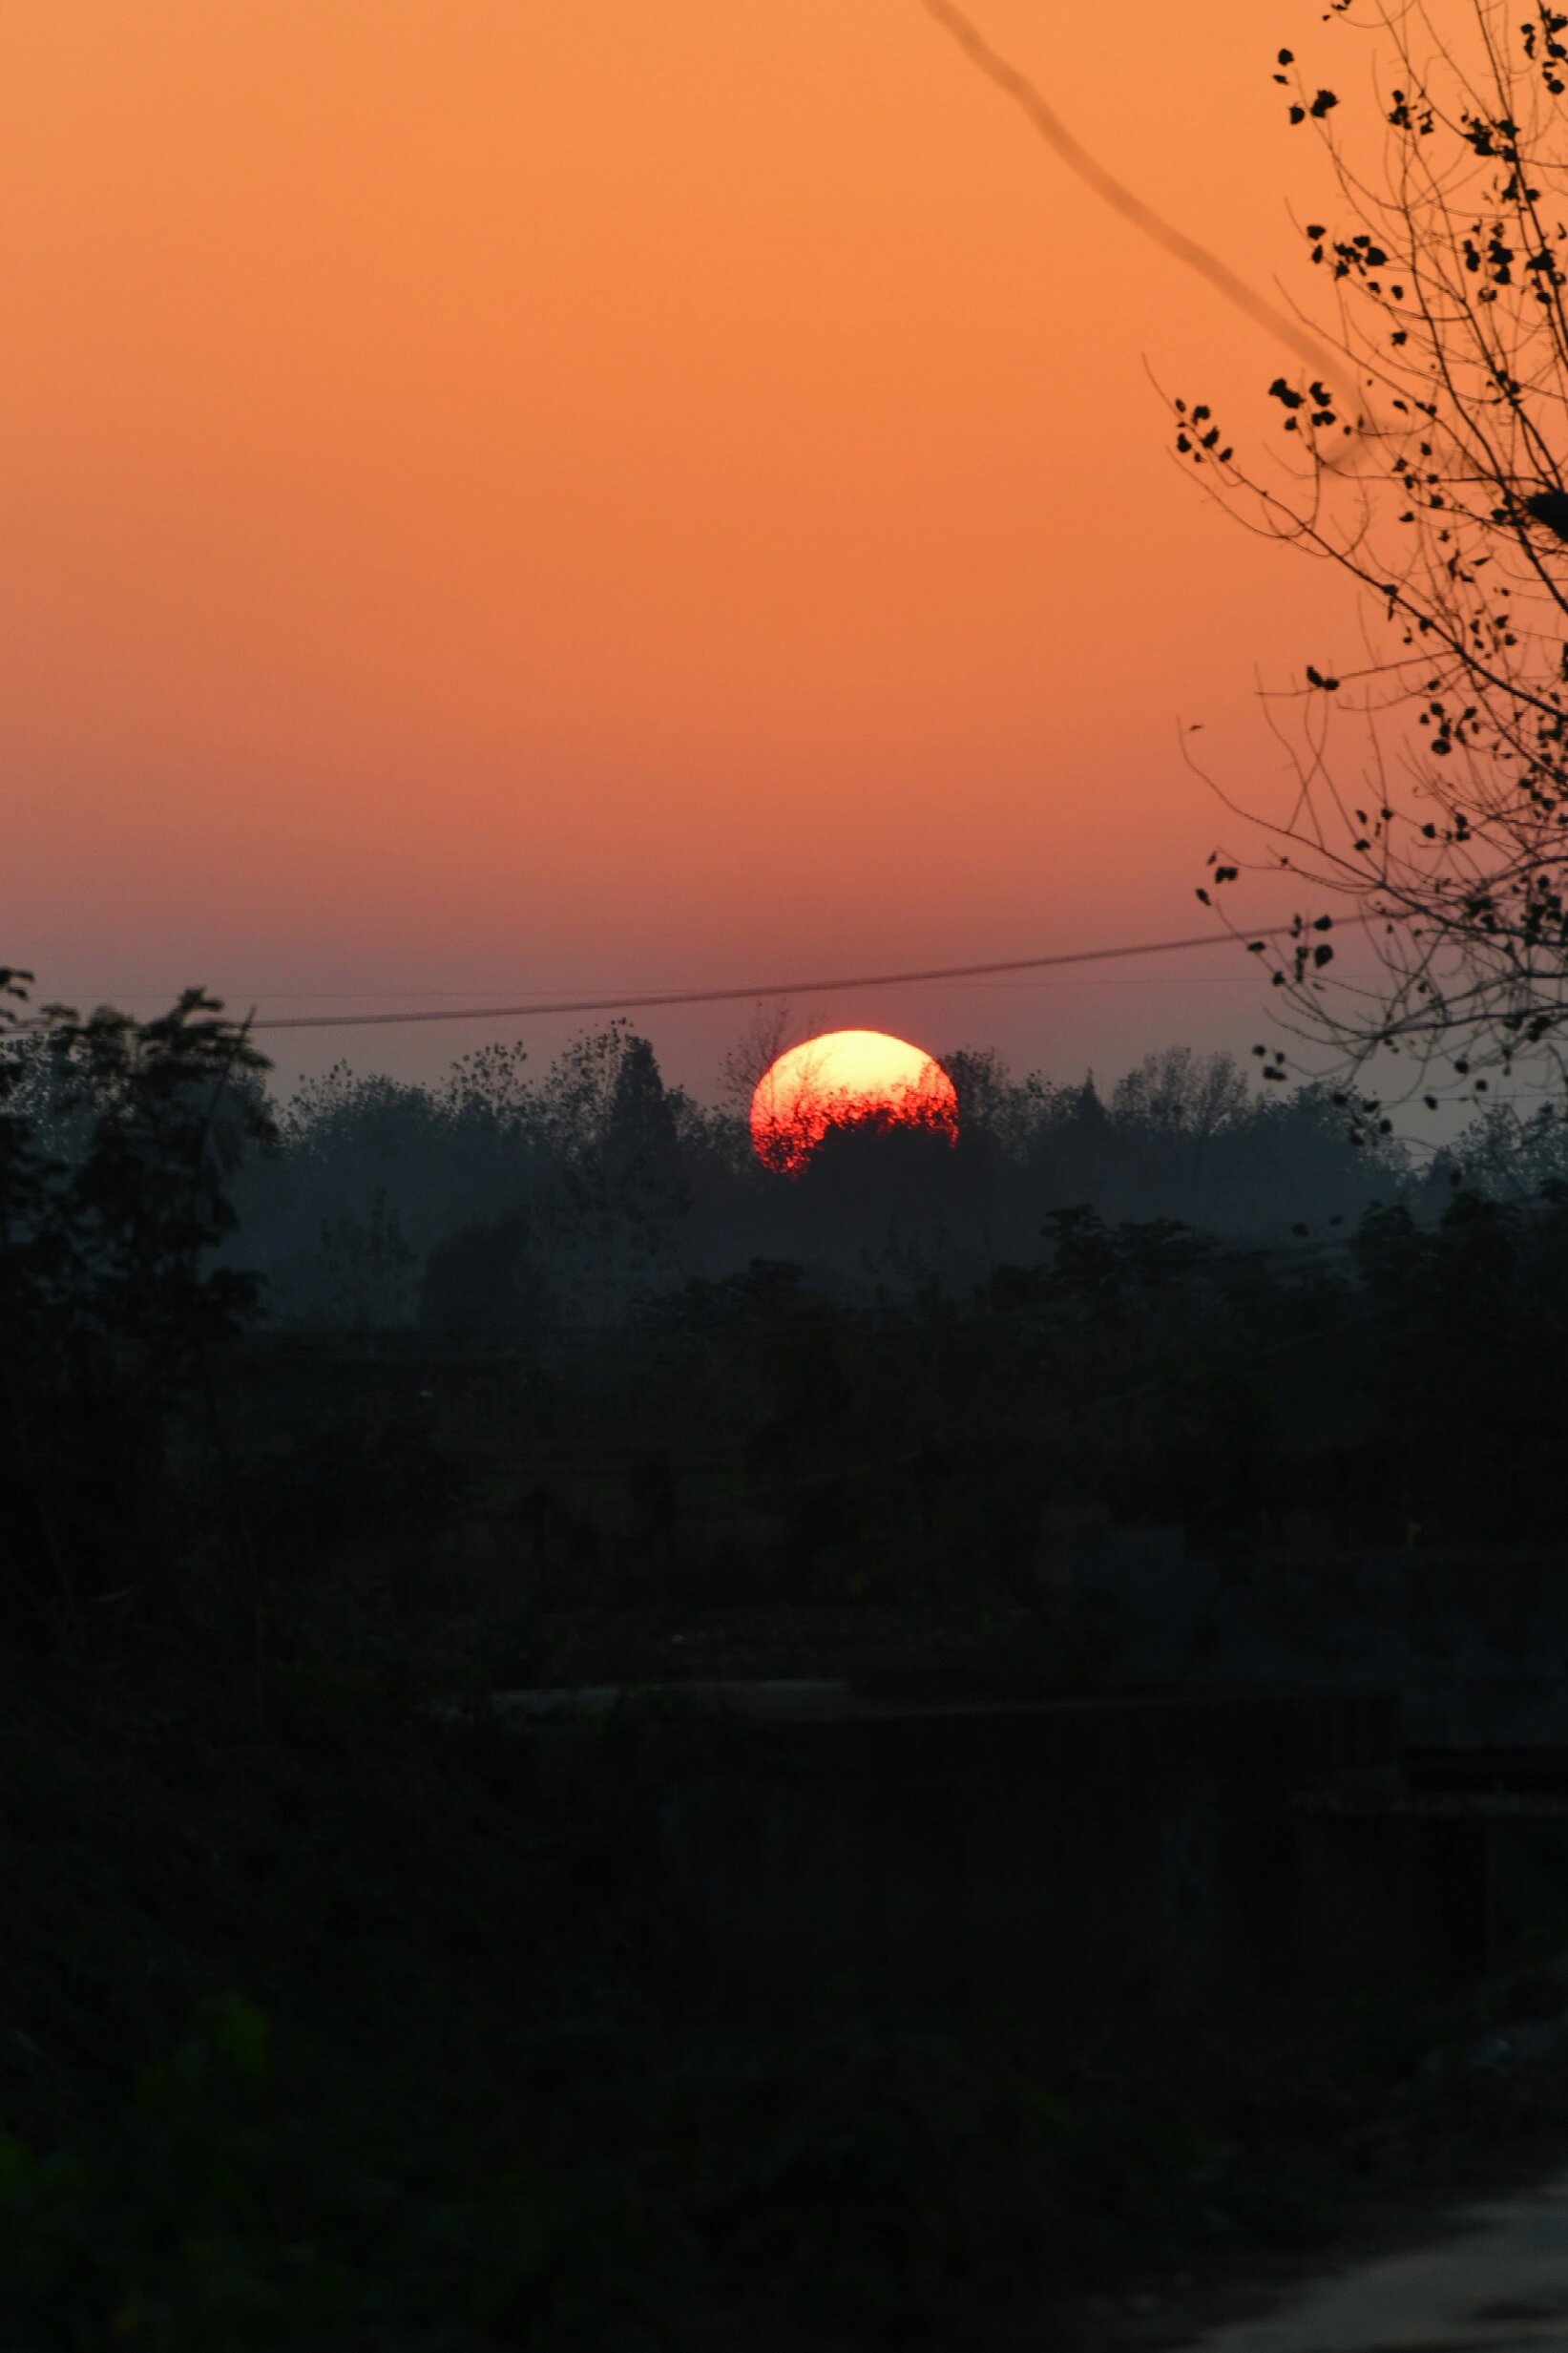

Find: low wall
<box><xmin>1070</xmin><ymin>1539</ymin><xmax>1568</xmax><ymax>1750</ymax></box>
<box><xmin>508</xmin><ymin>1684</ymin><xmax>1475</xmax><ymax>2004</ymax></box>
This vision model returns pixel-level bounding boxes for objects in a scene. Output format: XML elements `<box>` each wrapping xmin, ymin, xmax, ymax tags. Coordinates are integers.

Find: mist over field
<box><xmin>213</xmin><ymin>1024</ymin><xmax>1517</xmax><ymax>1333</ymax></box>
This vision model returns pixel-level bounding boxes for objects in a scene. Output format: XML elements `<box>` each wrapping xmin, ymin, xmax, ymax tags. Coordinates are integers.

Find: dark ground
<box><xmin>6</xmin><ymin>1617</ymin><xmax>1568</xmax><ymax>2353</ymax></box>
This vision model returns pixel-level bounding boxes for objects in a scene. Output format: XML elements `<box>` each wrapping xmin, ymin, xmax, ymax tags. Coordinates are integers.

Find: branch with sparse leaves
<box><xmin>1171</xmin><ymin>0</ymin><xmax>1568</xmax><ymax>1124</ymax></box>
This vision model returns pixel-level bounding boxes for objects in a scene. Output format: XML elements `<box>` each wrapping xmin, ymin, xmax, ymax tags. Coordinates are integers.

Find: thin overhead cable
<box><xmin>248</xmin><ymin>924</ymin><xmax>1302</xmax><ymax>1033</ymax></box>
<box><xmin>916</xmin><ymin>0</ymin><xmax>1348</xmax><ymax>389</ymax></box>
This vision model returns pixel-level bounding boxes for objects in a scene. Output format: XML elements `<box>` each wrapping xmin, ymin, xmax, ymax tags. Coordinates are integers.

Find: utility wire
<box><xmin>916</xmin><ymin>0</ymin><xmax>1348</xmax><ymax>390</ymax></box>
<box><xmin>250</xmin><ymin>924</ymin><xmax>1301</xmax><ymax>1034</ymax></box>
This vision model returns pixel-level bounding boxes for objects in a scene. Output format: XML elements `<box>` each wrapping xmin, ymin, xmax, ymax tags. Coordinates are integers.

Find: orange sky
<box><xmin>2</xmin><ymin>0</ymin><xmax>1365</xmax><ymax>1092</ymax></box>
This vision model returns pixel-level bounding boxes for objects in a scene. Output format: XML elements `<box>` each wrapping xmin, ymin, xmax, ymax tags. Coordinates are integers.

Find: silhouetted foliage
<box><xmin>0</xmin><ymin>977</ymin><xmax>272</xmax><ymax>1640</ymax></box>
<box><xmin>1178</xmin><ymin>2</ymin><xmax>1568</xmax><ymax>1112</ymax></box>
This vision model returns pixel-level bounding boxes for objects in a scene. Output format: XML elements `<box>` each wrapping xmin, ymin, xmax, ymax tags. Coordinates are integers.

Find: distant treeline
<box><xmin>12</xmin><ymin>998</ymin><xmax>1568</xmax><ymax>1568</ymax></box>
<box><xmin>207</xmin><ymin>1023</ymin><xmax>1559</xmax><ymax>1332</ymax></box>
<box><xmin>6</xmin><ymin>991</ymin><xmax>1568</xmax><ymax>1622</ymax></box>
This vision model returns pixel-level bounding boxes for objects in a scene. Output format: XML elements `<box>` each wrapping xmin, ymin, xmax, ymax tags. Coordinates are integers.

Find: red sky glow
<box><xmin>2</xmin><ymin>0</ymin><xmax>1367</xmax><ymax>1096</ymax></box>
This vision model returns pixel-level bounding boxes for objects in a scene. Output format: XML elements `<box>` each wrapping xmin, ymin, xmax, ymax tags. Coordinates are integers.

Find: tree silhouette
<box><xmin>0</xmin><ymin>977</ymin><xmax>273</xmax><ymax>1638</ymax></box>
<box><xmin>717</xmin><ymin>998</ymin><xmax>795</xmax><ymax>1116</ymax></box>
<box><xmin>1177</xmin><ymin>2</ymin><xmax>1568</xmax><ymax>1119</ymax></box>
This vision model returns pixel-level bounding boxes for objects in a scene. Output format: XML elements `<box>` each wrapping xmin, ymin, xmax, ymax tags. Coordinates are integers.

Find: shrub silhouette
<box><xmin>0</xmin><ymin>976</ymin><xmax>272</xmax><ymax>1642</ymax></box>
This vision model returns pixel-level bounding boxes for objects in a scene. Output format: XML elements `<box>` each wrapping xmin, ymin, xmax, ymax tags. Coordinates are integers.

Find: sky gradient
<box><xmin>4</xmin><ymin>0</ymin><xmax>1364</xmax><ymax>1096</ymax></box>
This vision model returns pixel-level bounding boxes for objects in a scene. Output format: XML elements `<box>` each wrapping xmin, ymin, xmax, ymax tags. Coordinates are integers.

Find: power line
<box><xmin>916</xmin><ymin>0</ymin><xmax>1348</xmax><ymax>390</ymax></box>
<box><xmin>247</xmin><ymin>925</ymin><xmax>1299</xmax><ymax>1033</ymax></box>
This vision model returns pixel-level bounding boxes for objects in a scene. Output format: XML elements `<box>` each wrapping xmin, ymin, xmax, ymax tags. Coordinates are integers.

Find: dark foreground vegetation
<box><xmin>8</xmin><ymin>982</ymin><xmax>1568</xmax><ymax>2348</ymax></box>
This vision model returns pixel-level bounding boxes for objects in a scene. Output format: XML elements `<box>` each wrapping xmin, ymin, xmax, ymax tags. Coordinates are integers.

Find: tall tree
<box><xmin>1180</xmin><ymin>1</ymin><xmax>1568</xmax><ymax>1125</ymax></box>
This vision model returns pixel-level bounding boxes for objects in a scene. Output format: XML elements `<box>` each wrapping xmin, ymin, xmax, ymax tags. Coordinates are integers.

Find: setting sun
<box><xmin>750</xmin><ymin>1028</ymin><xmax>959</xmax><ymax>1175</ymax></box>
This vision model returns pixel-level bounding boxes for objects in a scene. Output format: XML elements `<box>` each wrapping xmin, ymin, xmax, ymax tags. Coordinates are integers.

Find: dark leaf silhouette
<box><xmin>1525</xmin><ymin>487</ymin><xmax>1568</xmax><ymax>540</ymax></box>
<box><xmin>1176</xmin><ymin>6</ymin><xmax>1568</xmax><ymax>1105</ymax></box>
